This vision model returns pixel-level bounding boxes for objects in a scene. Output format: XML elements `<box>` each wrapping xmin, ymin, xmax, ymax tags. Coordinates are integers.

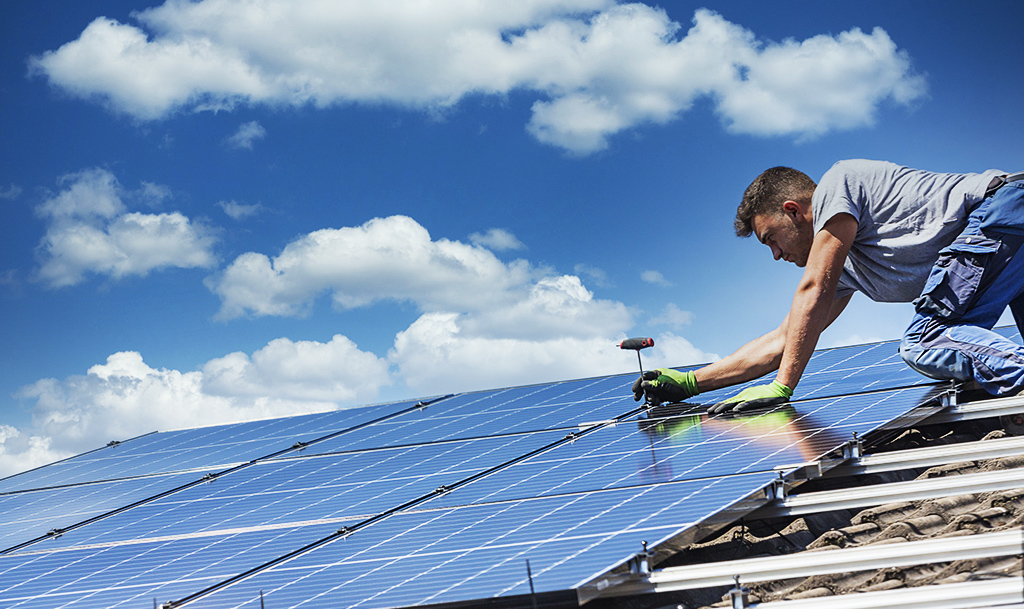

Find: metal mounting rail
<box><xmin>752</xmin><ymin>578</ymin><xmax>1024</xmax><ymax>609</ymax></box>
<box><xmin>579</xmin><ymin>529</ymin><xmax>1023</xmax><ymax>602</ymax></box>
<box><xmin>827</xmin><ymin>434</ymin><xmax>1024</xmax><ymax>477</ymax></box>
<box><xmin>924</xmin><ymin>394</ymin><xmax>1024</xmax><ymax>425</ymax></box>
<box><xmin>750</xmin><ymin>466</ymin><xmax>1024</xmax><ymax>519</ymax></box>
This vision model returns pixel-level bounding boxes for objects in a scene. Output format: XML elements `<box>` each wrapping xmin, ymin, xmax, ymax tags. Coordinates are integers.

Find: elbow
<box><xmin>795</xmin><ymin>276</ymin><xmax>829</xmax><ymax>298</ymax></box>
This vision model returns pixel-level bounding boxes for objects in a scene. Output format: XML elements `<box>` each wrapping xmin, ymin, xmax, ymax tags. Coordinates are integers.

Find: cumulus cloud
<box><xmin>641</xmin><ymin>270</ymin><xmax>671</xmax><ymax>286</ymax></box>
<box><xmin>207</xmin><ymin>215</ymin><xmax>537</xmax><ymax>318</ymax></box>
<box><xmin>574</xmin><ymin>263</ymin><xmax>611</xmax><ymax>288</ymax></box>
<box><xmin>224</xmin><ymin>120</ymin><xmax>267</xmax><ymax>149</ymax></box>
<box><xmin>203</xmin><ymin>213</ymin><xmax>716</xmax><ymax>396</ymax></box>
<box><xmin>391</xmin><ymin>312</ymin><xmax>627</xmax><ymax>394</ymax></box>
<box><xmin>34</xmin><ymin>168</ymin><xmax>218</xmax><ymax>287</ymax></box>
<box><xmin>0</xmin><ymin>184</ymin><xmax>22</xmax><ymax>200</ymax></box>
<box><xmin>390</xmin><ymin>314</ymin><xmax>715</xmax><ymax>395</ymax></box>
<box><xmin>469</xmin><ymin>228</ymin><xmax>524</xmax><ymax>251</ymax></box>
<box><xmin>648</xmin><ymin>303</ymin><xmax>694</xmax><ymax>329</ymax></box>
<box><xmin>30</xmin><ymin>2</ymin><xmax>925</xmax><ymax>153</ymax></box>
<box><xmin>218</xmin><ymin>199</ymin><xmax>264</xmax><ymax>220</ymax></box>
<box><xmin>202</xmin><ymin>335</ymin><xmax>391</xmax><ymax>402</ymax></box>
<box><xmin>6</xmin><ymin>338</ymin><xmax>391</xmax><ymax>478</ymax></box>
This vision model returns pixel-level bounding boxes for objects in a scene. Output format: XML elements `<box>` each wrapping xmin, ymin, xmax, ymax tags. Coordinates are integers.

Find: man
<box><xmin>635</xmin><ymin>159</ymin><xmax>1024</xmax><ymax>412</ymax></box>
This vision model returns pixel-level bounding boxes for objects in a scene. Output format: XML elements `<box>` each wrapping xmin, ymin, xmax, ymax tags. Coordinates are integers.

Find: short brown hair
<box><xmin>735</xmin><ymin>167</ymin><xmax>817</xmax><ymax>237</ymax></box>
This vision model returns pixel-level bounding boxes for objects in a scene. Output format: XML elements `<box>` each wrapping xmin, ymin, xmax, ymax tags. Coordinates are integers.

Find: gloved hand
<box><xmin>632</xmin><ymin>368</ymin><xmax>699</xmax><ymax>405</ymax></box>
<box><xmin>709</xmin><ymin>380</ymin><xmax>793</xmax><ymax>415</ymax></box>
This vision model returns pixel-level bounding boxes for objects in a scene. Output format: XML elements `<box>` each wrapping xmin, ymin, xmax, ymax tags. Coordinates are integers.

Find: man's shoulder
<box><xmin>821</xmin><ymin>159</ymin><xmax>899</xmax><ymax>181</ymax></box>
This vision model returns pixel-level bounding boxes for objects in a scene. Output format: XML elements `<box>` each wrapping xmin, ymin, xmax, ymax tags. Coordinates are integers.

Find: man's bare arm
<box><xmin>693</xmin><ymin>292</ymin><xmax>850</xmax><ymax>393</ymax></box>
<box><xmin>775</xmin><ymin>213</ymin><xmax>857</xmax><ymax>389</ymax></box>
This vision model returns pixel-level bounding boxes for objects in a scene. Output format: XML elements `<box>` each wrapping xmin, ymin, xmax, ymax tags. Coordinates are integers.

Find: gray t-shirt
<box><xmin>812</xmin><ymin>159</ymin><xmax>1001</xmax><ymax>302</ymax></box>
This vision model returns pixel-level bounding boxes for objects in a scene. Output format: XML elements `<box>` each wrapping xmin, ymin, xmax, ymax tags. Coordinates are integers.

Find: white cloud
<box><xmin>469</xmin><ymin>228</ymin><xmax>524</xmax><ymax>251</ymax></box>
<box><xmin>202</xmin><ymin>335</ymin><xmax>391</xmax><ymax>402</ymax></box>
<box><xmin>0</xmin><ymin>184</ymin><xmax>22</xmax><ymax>200</ymax></box>
<box><xmin>389</xmin><ymin>314</ymin><xmax>716</xmax><ymax>395</ymax></box>
<box><xmin>648</xmin><ymin>303</ymin><xmax>693</xmax><ymax>329</ymax></box>
<box><xmin>0</xmin><ymin>425</ymin><xmax>61</xmax><ymax>483</ymax></box>
<box><xmin>390</xmin><ymin>312</ymin><xmax>626</xmax><ymax>395</ymax></box>
<box><xmin>573</xmin><ymin>263</ymin><xmax>611</xmax><ymax>288</ymax></box>
<box><xmin>641</xmin><ymin>269</ymin><xmax>671</xmax><ymax>286</ymax></box>
<box><xmin>224</xmin><ymin>120</ymin><xmax>267</xmax><ymax>149</ymax></box>
<box><xmin>648</xmin><ymin>332</ymin><xmax>718</xmax><ymax>369</ymax></box>
<box><xmin>205</xmin><ymin>214</ymin><xmax>717</xmax><ymax>397</ymax></box>
<box><xmin>138</xmin><ymin>181</ymin><xmax>173</xmax><ymax>206</ymax></box>
<box><xmin>30</xmin><ymin>2</ymin><xmax>925</xmax><ymax>154</ymax></box>
<box><xmin>7</xmin><ymin>338</ymin><xmax>392</xmax><ymax>478</ymax></box>
<box><xmin>207</xmin><ymin>215</ymin><xmax>536</xmax><ymax>318</ymax></box>
<box><xmin>34</xmin><ymin>168</ymin><xmax>218</xmax><ymax>287</ymax></box>
<box><xmin>218</xmin><ymin>199</ymin><xmax>264</xmax><ymax>220</ymax></box>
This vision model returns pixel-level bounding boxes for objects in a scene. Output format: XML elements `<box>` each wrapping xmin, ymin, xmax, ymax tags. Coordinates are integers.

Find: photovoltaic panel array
<box><xmin>0</xmin><ymin>330</ymin><xmax>995</xmax><ymax>609</ymax></box>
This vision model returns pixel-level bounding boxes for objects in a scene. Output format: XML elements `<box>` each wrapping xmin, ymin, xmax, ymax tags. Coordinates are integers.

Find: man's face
<box><xmin>752</xmin><ymin>207</ymin><xmax>814</xmax><ymax>267</ymax></box>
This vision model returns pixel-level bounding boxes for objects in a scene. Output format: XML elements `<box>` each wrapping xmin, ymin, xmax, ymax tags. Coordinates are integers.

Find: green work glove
<box><xmin>632</xmin><ymin>368</ymin><xmax>699</xmax><ymax>406</ymax></box>
<box><xmin>710</xmin><ymin>380</ymin><xmax>793</xmax><ymax>415</ymax></box>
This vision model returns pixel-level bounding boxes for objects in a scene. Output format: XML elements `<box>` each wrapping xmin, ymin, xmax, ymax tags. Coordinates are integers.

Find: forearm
<box><xmin>775</xmin><ymin>215</ymin><xmax>856</xmax><ymax>389</ymax></box>
<box><xmin>775</xmin><ymin>282</ymin><xmax>834</xmax><ymax>389</ymax></box>
<box><xmin>694</xmin><ymin>323</ymin><xmax>787</xmax><ymax>392</ymax></box>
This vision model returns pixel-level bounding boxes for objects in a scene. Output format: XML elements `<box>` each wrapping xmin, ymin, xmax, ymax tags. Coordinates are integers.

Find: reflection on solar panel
<box><xmin>0</xmin><ymin>331</ymin><xmax>1002</xmax><ymax>609</ymax></box>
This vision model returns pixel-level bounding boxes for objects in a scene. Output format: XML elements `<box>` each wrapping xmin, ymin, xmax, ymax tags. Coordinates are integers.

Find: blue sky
<box><xmin>2</xmin><ymin>0</ymin><xmax>1022</xmax><ymax>476</ymax></box>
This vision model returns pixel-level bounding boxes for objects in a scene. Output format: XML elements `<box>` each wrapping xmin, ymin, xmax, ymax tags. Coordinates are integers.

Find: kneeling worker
<box><xmin>635</xmin><ymin>159</ymin><xmax>1024</xmax><ymax>412</ymax></box>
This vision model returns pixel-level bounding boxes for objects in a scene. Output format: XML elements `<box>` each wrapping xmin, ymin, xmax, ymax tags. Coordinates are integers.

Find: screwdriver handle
<box><xmin>619</xmin><ymin>337</ymin><xmax>654</xmax><ymax>351</ymax></box>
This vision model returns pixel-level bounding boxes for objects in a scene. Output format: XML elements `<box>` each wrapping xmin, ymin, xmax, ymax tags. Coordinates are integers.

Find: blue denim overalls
<box><xmin>900</xmin><ymin>173</ymin><xmax>1024</xmax><ymax>395</ymax></box>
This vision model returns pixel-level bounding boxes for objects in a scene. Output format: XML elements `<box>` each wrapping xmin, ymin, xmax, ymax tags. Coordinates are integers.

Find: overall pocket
<box><xmin>913</xmin><ymin>235</ymin><xmax>1000</xmax><ymax>319</ymax></box>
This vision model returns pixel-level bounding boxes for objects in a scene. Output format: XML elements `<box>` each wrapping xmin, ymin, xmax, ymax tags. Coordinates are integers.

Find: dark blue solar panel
<box><xmin>292</xmin><ymin>375</ymin><xmax>639</xmax><ymax>456</ymax></box>
<box><xmin>691</xmin><ymin>339</ymin><xmax>937</xmax><ymax>406</ymax></box>
<box><xmin>20</xmin><ymin>430</ymin><xmax>568</xmax><ymax>553</ymax></box>
<box><xmin>0</xmin><ymin>471</ymin><xmax>197</xmax><ymax>551</ymax></box>
<box><xmin>424</xmin><ymin>385</ymin><xmax>936</xmax><ymax>508</ymax></box>
<box><xmin>0</xmin><ymin>522</ymin><xmax>341</xmax><ymax>609</ymax></box>
<box><xmin>182</xmin><ymin>472</ymin><xmax>780</xmax><ymax>609</ymax></box>
<box><xmin>0</xmin><ymin>399</ymin><xmax>423</xmax><ymax>492</ymax></box>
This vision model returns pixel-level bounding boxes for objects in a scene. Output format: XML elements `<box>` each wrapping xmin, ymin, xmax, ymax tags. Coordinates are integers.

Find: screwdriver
<box><xmin>619</xmin><ymin>337</ymin><xmax>654</xmax><ymax>378</ymax></box>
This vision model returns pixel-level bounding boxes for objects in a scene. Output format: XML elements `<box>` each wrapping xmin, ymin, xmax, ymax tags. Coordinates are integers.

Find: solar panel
<box><xmin>0</xmin><ymin>398</ymin><xmax>429</xmax><ymax>493</ymax></box>
<box><xmin>0</xmin><ymin>471</ymin><xmax>198</xmax><ymax>551</ymax></box>
<box><xmin>0</xmin><ymin>330</ymin><xmax>998</xmax><ymax>608</ymax></box>
<box><xmin>20</xmin><ymin>431</ymin><xmax>571</xmax><ymax>554</ymax></box>
<box><xmin>181</xmin><ymin>473</ymin><xmax>782</xmax><ymax>609</ymax></box>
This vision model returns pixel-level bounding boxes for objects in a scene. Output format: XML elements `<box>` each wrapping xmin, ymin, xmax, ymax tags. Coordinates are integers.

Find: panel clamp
<box><xmin>629</xmin><ymin>540</ymin><xmax>653</xmax><ymax>574</ymax></box>
<box><xmin>729</xmin><ymin>575</ymin><xmax>751</xmax><ymax>608</ymax></box>
<box><xmin>765</xmin><ymin>472</ymin><xmax>787</xmax><ymax>501</ymax></box>
<box><xmin>939</xmin><ymin>381</ymin><xmax>961</xmax><ymax>408</ymax></box>
<box><xmin>841</xmin><ymin>432</ymin><xmax>863</xmax><ymax>461</ymax></box>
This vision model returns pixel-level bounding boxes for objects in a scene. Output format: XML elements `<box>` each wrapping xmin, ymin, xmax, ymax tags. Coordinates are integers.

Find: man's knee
<box><xmin>899</xmin><ymin>328</ymin><xmax>973</xmax><ymax>382</ymax></box>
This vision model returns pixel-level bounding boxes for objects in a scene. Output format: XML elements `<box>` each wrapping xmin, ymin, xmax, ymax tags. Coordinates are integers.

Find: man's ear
<box><xmin>781</xmin><ymin>200</ymin><xmax>801</xmax><ymax>218</ymax></box>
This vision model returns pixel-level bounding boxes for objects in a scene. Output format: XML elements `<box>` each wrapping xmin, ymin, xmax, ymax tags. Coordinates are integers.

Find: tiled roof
<box><xmin>597</xmin><ymin>421</ymin><xmax>1024</xmax><ymax>609</ymax></box>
